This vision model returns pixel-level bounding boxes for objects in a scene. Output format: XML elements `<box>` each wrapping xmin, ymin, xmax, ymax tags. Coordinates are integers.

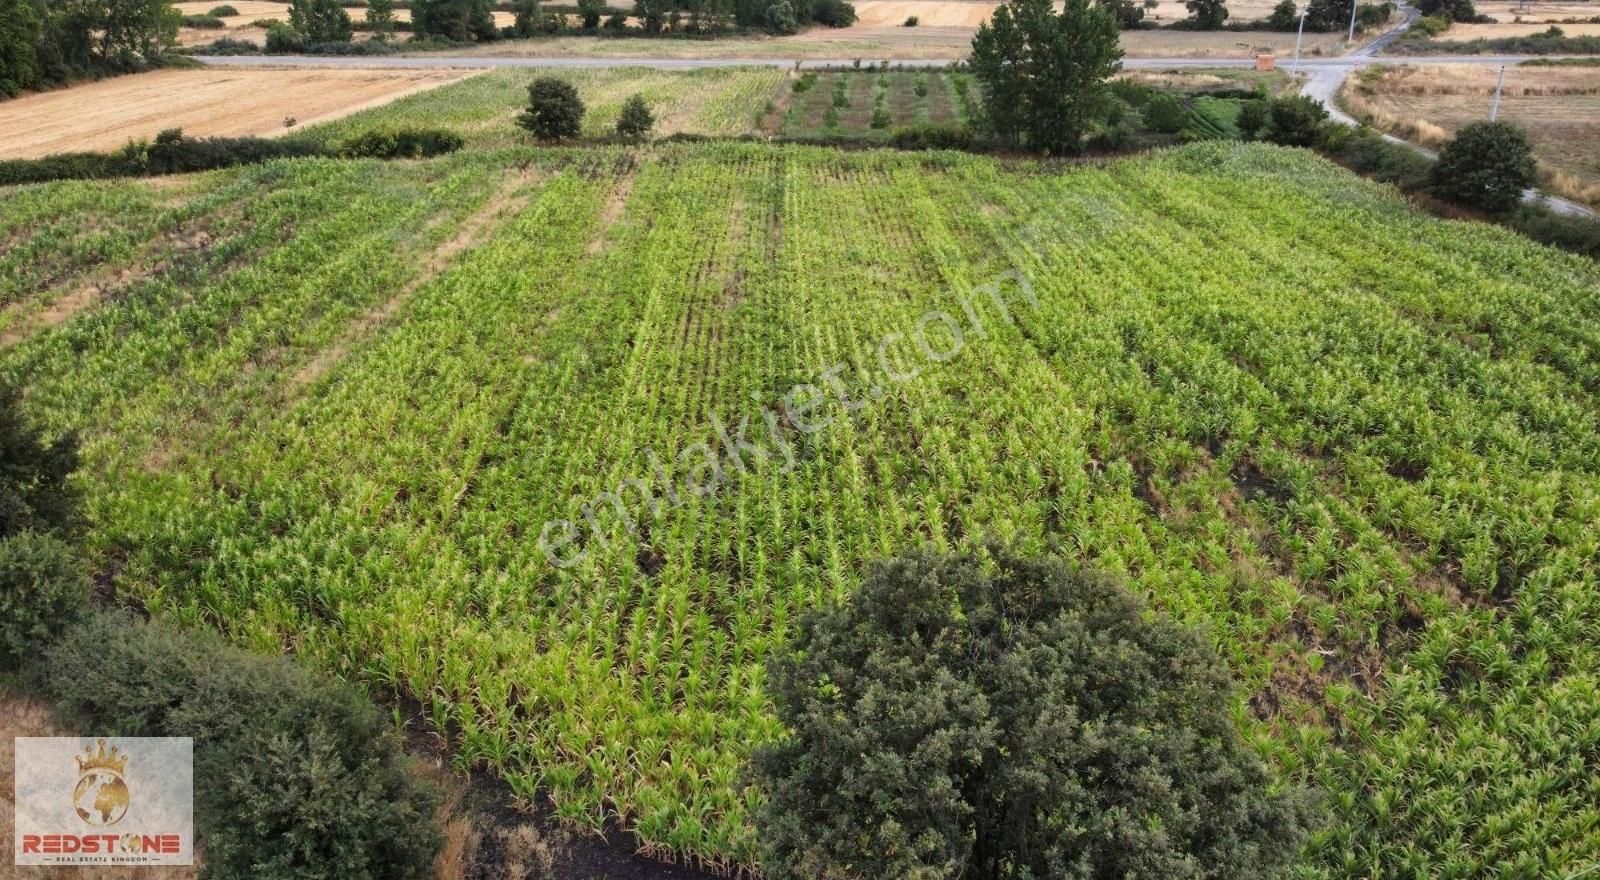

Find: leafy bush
<box><xmin>792</xmin><ymin>71</ymin><xmax>818</xmax><ymax>92</ymax></box>
<box><xmin>577</xmin><ymin>0</ymin><xmax>604</xmax><ymax>28</ymax></box>
<box><xmin>1186</xmin><ymin>0</ymin><xmax>1228</xmax><ymax>29</ymax></box>
<box><xmin>1355</xmin><ymin>0</ymin><xmax>1393</xmax><ymax>28</ymax></box>
<box><xmin>1265</xmin><ymin>0</ymin><xmax>1298</xmax><ymax>30</ymax></box>
<box><xmin>33</xmin><ymin>614</ymin><xmax>441</xmax><ymax>880</ymax></box>
<box><xmin>903</xmin><ymin>13</ymin><xmax>918</xmax><ymax>24</ymax></box>
<box><xmin>1430</xmin><ymin>120</ymin><xmax>1538</xmax><ymax>213</ymax></box>
<box><xmin>603</xmin><ymin>10</ymin><xmax>627</xmax><ymax>27</ymax></box>
<box><xmin>615</xmin><ymin>94</ymin><xmax>654</xmax><ymax>140</ymax></box>
<box><xmin>264</xmin><ymin>20</ymin><xmax>305</xmax><ymax>51</ymax></box>
<box><xmin>812</xmin><ymin>0</ymin><xmax>857</xmax><ymax>26</ymax></box>
<box><xmin>751</xmin><ymin>549</ymin><xmax>1317</xmax><ymax>880</ymax></box>
<box><xmin>888</xmin><ymin>122</ymin><xmax>975</xmax><ymax>150</ymax></box>
<box><xmin>1237</xmin><ymin>98</ymin><xmax>1269</xmax><ymax>139</ymax></box>
<box><xmin>336</xmin><ymin>127</ymin><xmax>464</xmax><ymax>157</ymax></box>
<box><xmin>517</xmin><ymin>77</ymin><xmax>584</xmax><ymax>140</ymax></box>
<box><xmin>302</xmin><ymin>37</ymin><xmax>398</xmax><ymax>53</ymax></box>
<box><xmin>1411</xmin><ymin>13</ymin><xmax>1450</xmax><ymax>35</ymax></box>
<box><xmin>1416</xmin><ymin>0</ymin><xmax>1478</xmax><ymax>21</ymax></box>
<box><xmin>1328</xmin><ymin>128</ymin><xmax>1433</xmax><ymax>188</ymax></box>
<box><xmin>765</xmin><ymin>0</ymin><xmax>797</xmax><ymax>33</ymax></box>
<box><xmin>1142</xmin><ymin>92</ymin><xmax>1188</xmax><ymax>133</ymax></box>
<box><xmin>0</xmin><ymin>533</ymin><xmax>86</xmax><ymax>669</ymax></box>
<box><xmin>209</xmin><ymin>4</ymin><xmax>239</xmax><ymax>14</ymax></box>
<box><xmin>181</xmin><ymin>13</ymin><xmax>226</xmax><ymax>27</ymax></box>
<box><xmin>1263</xmin><ymin>94</ymin><xmax>1328</xmax><ymax>147</ymax></box>
<box><xmin>1504</xmin><ymin>203</ymin><xmax>1600</xmax><ymax>259</ymax></box>
<box><xmin>189</xmin><ymin>36</ymin><xmax>262</xmax><ymax>53</ymax></box>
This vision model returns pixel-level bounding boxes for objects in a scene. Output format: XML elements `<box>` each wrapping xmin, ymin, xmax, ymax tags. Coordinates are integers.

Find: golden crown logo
<box><xmin>75</xmin><ymin>740</ymin><xmax>128</xmax><ymax>777</ymax></box>
<box><xmin>73</xmin><ymin>739</ymin><xmax>131</xmax><ymax>827</ymax></box>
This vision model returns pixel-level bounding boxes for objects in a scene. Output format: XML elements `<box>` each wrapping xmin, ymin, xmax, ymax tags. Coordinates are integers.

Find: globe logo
<box><xmin>73</xmin><ymin>740</ymin><xmax>130</xmax><ymax>827</ymax></box>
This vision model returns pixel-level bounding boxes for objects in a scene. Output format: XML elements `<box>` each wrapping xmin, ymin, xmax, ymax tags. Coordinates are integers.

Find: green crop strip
<box><xmin>2</xmin><ymin>141</ymin><xmax>1597</xmax><ymax>876</ymax></box>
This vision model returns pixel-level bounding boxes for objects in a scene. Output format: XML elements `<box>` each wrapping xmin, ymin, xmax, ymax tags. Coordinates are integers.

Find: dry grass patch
<box><xmin>1340</xmin><ymin>64</ymin><xmax>1600</xmax><ymax>205</ymax></box>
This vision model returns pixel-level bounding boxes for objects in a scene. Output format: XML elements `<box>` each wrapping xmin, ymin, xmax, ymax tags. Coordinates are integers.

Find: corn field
<box><xmin>2</xmin><ymin>140</ymin><xmax>1598</xmax><ymax>876</ymax></box>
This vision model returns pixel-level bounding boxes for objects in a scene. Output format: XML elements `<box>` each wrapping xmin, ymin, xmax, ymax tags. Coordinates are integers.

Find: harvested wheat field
<box><xmin>172</xmin><ymin>0</ymin><xmax>290</xmax><ymax>20</ymax></box>
<box><xmin>1436</xmin><ymin>20</ymin><xmax>1600</xmax><ymax>38</ymax></box>
<box><xmin>1340</xmin><ymin>64</ymin><xmax>1600</xmax><ymax>204</ymax></box>
<box><xmin>0</xmin><ymin>68</ymin><xmax>472</xmax><ymax>159</ymax></box>
<box><xmin>1477</xmin><ymin>0</ymin><xmax>1600</xmax><ymax>21</ymax></box>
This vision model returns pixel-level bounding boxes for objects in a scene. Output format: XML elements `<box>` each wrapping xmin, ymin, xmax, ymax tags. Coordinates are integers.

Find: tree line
<box><xmin>0</xmin><ymin>0</ymin><xmax>177</xmax><ymax>96</ymax></box>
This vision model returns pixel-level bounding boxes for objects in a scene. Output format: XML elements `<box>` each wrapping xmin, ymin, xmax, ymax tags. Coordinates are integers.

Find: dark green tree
<box><xmin>1186</xmin><ymin>0</ymin><xmax>1228</xmax><ymax>28</ymax></box>
<box><xmin>1266</xmin><ymin>0</ymin><xmax>1298</xmax><ymax>29</ymax></box>
<box><xmin>1303</xmin><ymin>0</ymin><xmax>1345</xmax><ymax>29</ymax></box>
<box><xmin>0</xmin><ymin>0</ymin><xmax>43</xmax><ymax>96</ymax></box>
<box><xmin>635</xmin><ymin>0</ymin><xmax>670</xmax><ymax>31</ymax></box>
<box><xmin>969</xmin><ymin>0</ymin><xmax>1122</xmax><ymax>154</ymax></box>
<box><xmin>0</xmin><ymin>532</ymin><xmax>86</xmax><ymax>668</ymax></box>
<box><xmin>1263</xmin><ymin>94</ymin><xmax>1327</xmax><ymax>146</ymax></box>
<box><xmin>512</xmin><ymin>0</ymin><xmax>541</xmax><ymax>35</ymax></box>
<box><xmin>751</xmin><ymin>550</ymin><xmax>1317</xmax><ymax>880</ymax></box>
<box><xmin>1105</xmin><ymin>0</ymin><xmax>1145</xmax><ymax>29</ymax></box>
<box><xmin>576</xmin><ymin>0</ymin><xmax>604</xmax><ymax>28</ymax></box>
<box><xmin>364</xmin><ymin>0</ymin><xmax>395</xmax><ymax>39</ymax></box>
<box><xmin>614</xmin><ymin>93</ymin><xmax>654</xmax><ymax>140</ymax></box>
<box><xmin>412</xmin><ymin>0</ymin><xmax>495</xmax><ymax>40</ymax></box>
<box><xmin>289</xmin><ymin>0</ymin><xmax>352</xmax><ymax>42</ymax></box>
<box><xmin>96</xmin><ymin>0</ymin><xmax>179</xmax><ymax>66</ymax></box>
<box><xmin>1416</xmin><ymin>0</ymin><xmax>1476</xmax><ymax>20</ymax></box>
<box><xmin>1430</xmin><ymin>120</ymin><xmax>1538</xmax><ymax>213</ymax></box>
<box><xmin>517</xmin><ymin>76</ymin><xmax>583</xmax><ymax>139</ymax></box>
<box><xmin>1143</xmin><ymin>91</ymin><xmax>1187</xmax><ymax>133</ymax></box>
<box><xmin>764</xmin><ymin>0</ymin><xmax>797</xmax><ymax>32</ymax></box>
<box><xmin>1237</xmin><ymin>97</ymin><xmax>1269</xmax><ymax>139</ymax></box>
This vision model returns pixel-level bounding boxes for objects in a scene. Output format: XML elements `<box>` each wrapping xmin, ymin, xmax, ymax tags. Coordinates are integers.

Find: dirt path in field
<box><xmin>287</xmin><ymin>170</ymin><xmax>541</xmax><ymax>392</ymax></box>
<box><xmin>585</xmin><ymin>163</ymin><xmax>639</xmax><ymax>256</ymax></box>
<box><xmin>0</xmin><ymin>68</ymin><xmax>471</xmax><ymax>159</ymax></box>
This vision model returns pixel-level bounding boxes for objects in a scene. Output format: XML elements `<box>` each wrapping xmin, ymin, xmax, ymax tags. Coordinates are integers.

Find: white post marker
<box><xmin>1293</xmin><ymin>10</ymin><xmax>1307</xmax><ymax>72</ymax></box>
<box><xmin>1490</xmin><ymin>64</ymin><xmax>1506</xmax><ymax>121</ymax></box>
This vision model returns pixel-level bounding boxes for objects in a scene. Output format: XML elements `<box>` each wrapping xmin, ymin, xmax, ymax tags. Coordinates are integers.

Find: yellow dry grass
<box><xmin>0</xmin><ymin>691</ymin><xmax>199</xmax><ymax>880</ymax></box>
<box><xmin>1341</xmin><ymin>64</ymin><xmax>1600</xmax><ymax>205</ymax></box>
<box><xmin>1476</xmin><ymin>0</ymin><xmax>1600</xmax><ymax>21</ymax></box>
<box><xmin>1434</xmin><ymin>20</ymin><xmax>1600</xmax><ymax>38</ymax></box>
<box><xmin>0</xmin><ymin>68</ymin><xmax>473</xmax><ymax>159</ymax></box>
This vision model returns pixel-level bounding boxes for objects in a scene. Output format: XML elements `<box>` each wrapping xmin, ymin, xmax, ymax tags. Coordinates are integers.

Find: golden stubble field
<box><xmin>1340</xmin><ymin>64</ymin><xmax>1600</xmax><ymax>205</ymax></box>
<box><xmin>0</xmin><ymin>68</ymin><xmax>473</xmax><ymax>159</ymax></box>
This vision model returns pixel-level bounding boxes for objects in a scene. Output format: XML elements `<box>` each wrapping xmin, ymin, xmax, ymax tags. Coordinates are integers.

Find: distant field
<box><xmin>1435</xmin><ymin>20</ymin><xmax>1600</xmax><ymax>39</ymax></box>
<box><xmin>301</xmin><ymin>67</ymin><xmax>787</xmax><ymax>148</ymax></box>
<box><xmin>1477</xmin><ymin>0</ymin><xmax>1600</xmax><ymax>20</ymax></box>
<box><xmin>0</xmin><ymin>68</ymin><xmax>471</xmax><ymax>159</ymax></box>
<box><xmin>1340</xmin><ymin>64</ymin><xmax>1600</xmax><ymax>205</ymax></box>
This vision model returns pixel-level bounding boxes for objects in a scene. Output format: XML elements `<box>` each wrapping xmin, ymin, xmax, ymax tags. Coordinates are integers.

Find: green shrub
<box><xmin>336</xmin><ymin>127</ymin><xmax>464</xmax><ymax>157</ymax></box>
<box><xmin>1504</xmin><ymin>203</ymin><xmax>1600</xmax><ymax>259</ymax></box>
<box><xmin>1265</xmin><ymin>0</ymin><xmax>1298</xmax><ymax>30</ymax></box>
<box><xmin>603</xmin><ymin>10</ymin><xmax>627</xmax><ymax>28</ymax></box>
<box><xmin>209</xmin><ymin>4</ymin><xmax>239</xmax><ymax>14</ymax></box>
<box><xmin>1411</xmin><ymin>13</ymin><xmax>1450</xmax><ymax>35</ymax></box>
<box><xmin>517</xmin><ymin>76</ymin><xmax>584</xmax><ymax>140</ymax></box>
<box><xmin>182</xmin><ymin>13</ymin><xmax>227</xmax><ymax>27</ymax></box>
<box><xmin>264</xmin><ymin>20</ymin><xmax>306</xmax><ymax>51</ymax></box>
<box><xmin>1142</xmin><ymin>92</ymin><xmax>1188</xmax><ymax>134</ymax></box>
<box><xmin>751</xmin><ymin>549</ymin><xmax>1318</xmax><ymax>880</ymax></box>
<box><xmin>615</xmin><ymin>93</ymin><xmax>654</xmax><ymax>140</ymax></box>
<box><xmin>33</xmin><ymin>614</ymin><xmax>441</xmax><ymax>880</ymax></box>
<box><xmin>1330</xmin><ymin>128</ymin><xmax>1433</xmax><ymax>188</ymax></box>
<box><xmin>903</xmin><ymin>13</ymin><xmax>918</xmax><ymax>24</ymax></box>
<box><xmin>1416</xmin><ymin>0</ymin><xmax>1478</xmax><ymax>21</ymax></box>
<box><xmin>1355</xmin><ymin>0</ymin><xmax>1393</xmax><ymax>28</ymax></box>
<box><xmin>792</xmin><ymin>71</ymin><xmax>818</xmax><ymax>93</ymax></box>
<box><xmin>765</xmin><ymin>0</ymin><xmax>797</xmax><ymax>33</ymax></box>
<box><xmin>189</xmin><ymin>36</ymin><xmax>261</xmax><ymax>53</ymax></box>
<box><xmin>1237</xmin><ymin>98</ymin><xmax>1269</xmax><ymax>139</ymax></box>
<box><xmin>1264</xmin><ymin>94</ymin><xmax>1329</xmax><ymax>147</ymax></box>
<box><xmin>1430</xmin><ymin>120</ymin><xmax>1538</xmax><ymax>213</ymax></box>
<box><xmin>813</xmin><ymin>0</ymin><xmax>856</xmax><ymax>26</ymax></box>
<box><xmin>870</xmin><ymin>105</ymin><xmax>891</xmax><ymax>129</ymax></box>
<box><xmin>0</xmin><ymin>383</ymin><xmax>80</xmax><ymax>540</ymax></box>
<box><xmin>0</xmin><ymin>533</ymin><xmax>87</xmax><ymax>668</ymax></box>
<box><xmin>577</xmin><ymin>0</ymin><xmax>604</xmax><ymax>27</ymax></box>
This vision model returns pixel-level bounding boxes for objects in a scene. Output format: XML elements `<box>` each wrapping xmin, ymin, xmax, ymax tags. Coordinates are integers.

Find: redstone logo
<box><xmin>13</xmin><ymin>738</ymin><xmax>193</xmax><ymax>866</ymax></box>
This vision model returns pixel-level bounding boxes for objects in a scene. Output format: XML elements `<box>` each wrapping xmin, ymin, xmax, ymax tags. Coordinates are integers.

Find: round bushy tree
<box><xmin>751</xmin><ymin>549</ymin><xmax>1316</xmax><ymax>880</ymax></box>
<box><xmin>1430</xmin><ymin>120</ymin><xmax>1537</xmax><ymax>213</ymax></box>
<box><xmin>517</xmin><ymin>77</ymin><xmax>584</xmax><ymax>140</ymax></box>
<box><xmin>615</xmin><ymin>94</ymin><xmax>655</xmax><ymax>141</ymax></box>
<box><xmin>1143</xmin><ymin>92</ymin><xmax>1188</xmax><ymax>134</ymax></box>
<box><xmin>1264</xmin><ymin>94</ymin><xmax>1328</xmax><ymax>147</ymax></box>
<box><xmin>0</xmin><ymin>532</ymin><xmax>87</xmax><ymax>667</ymax></box>
<box><xmin>765</xmin><ymin>0</ymin><xmax>797</xmax><ymax>33</ymax></box>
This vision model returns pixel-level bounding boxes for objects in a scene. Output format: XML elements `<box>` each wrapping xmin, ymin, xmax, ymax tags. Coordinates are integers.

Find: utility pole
<box><xmin>1490</xmin><ymin>64</ymin><xmax>1506</xmax><ymax>120</ymax></box>
<box><xmin>1292</xmin><ymin>10</ymin><xmax>1308</xmax><ymax>72</ymax></box>
<box><xmin>1347</xmin><ymin>0</ymin><xmax>1358</xmax><ymax>43</ymax></box>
